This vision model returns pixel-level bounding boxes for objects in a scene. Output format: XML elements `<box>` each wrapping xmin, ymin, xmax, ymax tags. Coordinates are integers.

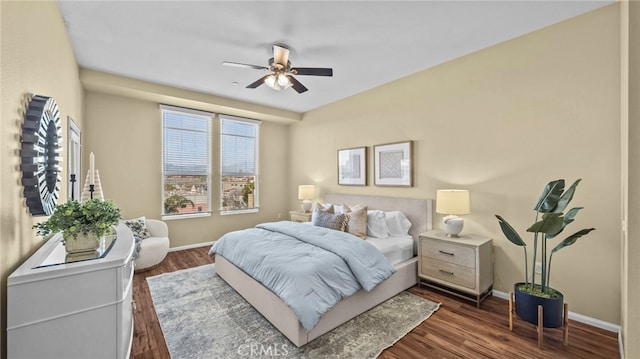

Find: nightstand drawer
<box><xmin>421</xmin><ymin>258</ymin><xmax>476</xmax><ymax>289</ymax></box>
<box><xmin>289</xmin><ymin>211</ymin><xmax>312</xmax><ymax>222</ymax></box>
<box><xmin>421</xmin><ymin>238</ymin><xmax>476</xmax><ymax>268</ymax></box>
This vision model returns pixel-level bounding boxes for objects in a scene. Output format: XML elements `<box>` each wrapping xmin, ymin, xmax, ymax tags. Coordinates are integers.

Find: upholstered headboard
<box><xmin>323</xmin><ymin>193</ymin><xmax>433</xmax><ymax>244</ymax></box>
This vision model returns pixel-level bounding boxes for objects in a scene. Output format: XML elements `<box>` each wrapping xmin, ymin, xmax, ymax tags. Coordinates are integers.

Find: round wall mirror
<box><xmin>21</xmin><ymin>95</ymin><xmax>62</xmax><ymax>216</ymax></box>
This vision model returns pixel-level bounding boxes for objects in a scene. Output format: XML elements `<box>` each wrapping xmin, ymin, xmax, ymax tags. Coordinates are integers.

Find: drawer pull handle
<box><xmin>438</xmin><ymin>269</ymin><xmax>454</xmax><ymax>276</ymax></box>
<box><xmin>438</xmin><ymin>250</ymin><xmax>455</xmax><ymax>256</ymax></box>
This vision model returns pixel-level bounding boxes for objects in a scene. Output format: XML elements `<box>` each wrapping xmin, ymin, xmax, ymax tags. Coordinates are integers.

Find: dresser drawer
<box><xmin>421</xmin><ymin>238</ymin><xmax>476</xmax><ymax>268</ymax></box>
<box><xmin>421</xmin><ymin>258</ymin><xmax>476</xmax><ymax>289</ymax></box>
<box><xmin>118</xmin><ymin>279</ymin><xmax>134</xmax><ymax>358</ymax></box>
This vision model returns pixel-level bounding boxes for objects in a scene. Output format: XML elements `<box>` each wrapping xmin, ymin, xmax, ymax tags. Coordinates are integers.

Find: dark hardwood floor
<box><xmin>131</xmin><ymin>246</ymin><xmax>619</xmax><ymax>358</ymax></box>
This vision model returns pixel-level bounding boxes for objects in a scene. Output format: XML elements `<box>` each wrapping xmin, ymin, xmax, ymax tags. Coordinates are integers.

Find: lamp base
<box><xmin>443</xmin><ymin>215</ymin><xmax>464</xmax><ymax>238</ymax></box>
<box><xmin>300</xmin><ymin>200</ymin><xmax>312</xmax><ymax>213</ymax></box>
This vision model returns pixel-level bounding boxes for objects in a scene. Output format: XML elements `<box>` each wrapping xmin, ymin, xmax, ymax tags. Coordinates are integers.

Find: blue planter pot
<box><xmin>514</xmin><ymin>282</ymin><xmax>564</xmax><ymax>328</ymax></box>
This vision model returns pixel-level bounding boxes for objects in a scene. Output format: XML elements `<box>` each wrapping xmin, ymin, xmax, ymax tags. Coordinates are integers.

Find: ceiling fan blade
<box><xmin>246</xmin><ymin>75</ymin><xmax>270</xmax><ymax>89</ymax></box>
<box><xmin>273</xmin><ymin>45</ymin><xmax>289</xmax><ymax>66</ymax></box>
<box><xmin>291</xmin><ymin>67</ymin><xmax>333</xmax><ymax>77</ymax></box>
<box><xmin>286</xmin><ymin>75</ymin><xmax>308</xmax><ymax>93</ymax></box>
<box><xmin>222</xmin><ymin>61</ymin><xmax>269</xmax><ymax>71</ymax></box>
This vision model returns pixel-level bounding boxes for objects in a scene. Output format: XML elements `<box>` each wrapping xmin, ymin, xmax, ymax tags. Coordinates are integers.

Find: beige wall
<box><xmin>291</xmin><ymin>5</ymin><xmax>621</xmax><ymax>324</ymax></box>
<box><xmin>83</xmin><ymin>91</ymin><xmax>291</xmax><ymax>247</ymax></box>
<box><xmin>0</xmin><ymin>0</ymin><xmax>632</xmax><ymax>356</ymax></box>
<box><xmin>0</xmin><ymin>1</ymin><xmax>83</xmax><ymax>356</ymax></box>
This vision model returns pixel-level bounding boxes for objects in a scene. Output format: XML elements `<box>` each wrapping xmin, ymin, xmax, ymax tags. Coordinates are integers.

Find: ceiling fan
<box><xmin>222</xmin><ymin>44</ymin><xmax>333</xmax><ymax>93</ymax></box>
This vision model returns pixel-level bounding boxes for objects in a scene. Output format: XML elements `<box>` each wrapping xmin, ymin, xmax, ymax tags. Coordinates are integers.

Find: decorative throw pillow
<box><xmin>344</xmin><ymin>205</ymin><xmax>368</xmax><ymax>239</ymax></box>
<box><xmin>312</xmin><ymin>210</ymin><xmax>348</xmax><ymax>232</ymax></box>
<box><xmin>333</xmin><ymin>204</ymin><xmax>346</xmax><ymax>214</ymax></box>
<box><xmin>311</xmin><ymin>203</ymin><xmax>334</xmax><ymax>223</ymax></box>
<box><xmin>367</xmin><ymin>210</ymin><xmax>389</xmax><ymax>239</ymax></box>
<box><xmin>385</xmin><ymin>211</ymin><xmax>412</xmax><ymax>236</ymax></box>
<box><xmin>123</xmin><ymin>216</ymin><xmax>151</xmax><ymax>240</ymax></box>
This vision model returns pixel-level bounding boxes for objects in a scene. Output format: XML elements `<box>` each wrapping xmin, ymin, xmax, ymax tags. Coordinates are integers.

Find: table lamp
<box><xmin>298</xmin><ymin>185</ymin><xmax>316</xmax><ymax>213</ymax></box>
<box><xmin>436</xmin><ymin>189</ymin><xmax>470</xmax><ymax>237</ymax></box>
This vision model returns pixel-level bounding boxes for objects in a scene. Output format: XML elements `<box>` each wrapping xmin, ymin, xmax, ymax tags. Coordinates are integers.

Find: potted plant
<box><xmin>33</xmin><ymin>199</ymin><xmax>122</xmax><ymax>254</ymax></box>
<box><xmin>495</xmin><ymin>179</ymin><xmax>595</xmax><ymax>327</ymax></box>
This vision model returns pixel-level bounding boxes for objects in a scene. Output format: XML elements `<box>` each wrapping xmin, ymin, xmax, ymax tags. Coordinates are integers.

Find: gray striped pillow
<box><xmin>313</xmin><ymin>210</ymin><xmax>348</xmax><ymax>232</ymax></box>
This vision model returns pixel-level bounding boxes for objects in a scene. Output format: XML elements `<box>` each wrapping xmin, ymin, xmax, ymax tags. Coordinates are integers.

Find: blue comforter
<box><xmin>208</xmin><ymin>221</ymin><xmax>396</xmax><ymax>330</ymax></box>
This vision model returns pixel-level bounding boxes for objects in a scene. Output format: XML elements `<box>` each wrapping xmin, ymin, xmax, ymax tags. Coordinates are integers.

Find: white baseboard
<box><xmin>168</xmin><ymin>241</ymin><xmax>215</xmax><ymax>252</ymax></box>
<box><xmin>619</xmin><ymin>330</ymin><xmax>625</xmax><ymax>359</ymax></box>
<box><xmin>492</xmin><ymin>289</ymin><xmax>620</xmax><ymax>334</ymax></box>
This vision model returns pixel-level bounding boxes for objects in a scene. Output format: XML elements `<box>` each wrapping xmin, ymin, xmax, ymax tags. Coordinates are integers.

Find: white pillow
<box><xmin>367</xmin><ymin>210</ymin><xmax>389</xmax><ymax>239</ymax></box>
<box><xmin>311</xmin><ymin>203</ymin><xmax>334</xmax><ymax>223</ymax></box>
<box><xmin>385</xmin><ymin>211</ymin><xmax>412</xmax><ymax>236</ymax></box>
<box><xmin>334</xmin><ymin>203</ymin><xmax>365</xmax><ymax>214</ymax></box>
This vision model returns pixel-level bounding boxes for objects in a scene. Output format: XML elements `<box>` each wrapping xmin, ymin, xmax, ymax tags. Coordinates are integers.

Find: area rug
<box><xmin>147</xmin><ymin>264</ymin><xmax>439</xmax><ymax>359</ymax></box>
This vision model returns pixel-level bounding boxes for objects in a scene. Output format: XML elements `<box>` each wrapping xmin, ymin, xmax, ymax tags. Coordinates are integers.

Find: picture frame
<box><xmin>374</xmin><ymin>141</ymin><xmax>413</xmax><ymax>187</ymax></box>
<box><xmin>337</xmin><ymin>147</ymin><xmax>367</xmax><ymax>186</ymax></box>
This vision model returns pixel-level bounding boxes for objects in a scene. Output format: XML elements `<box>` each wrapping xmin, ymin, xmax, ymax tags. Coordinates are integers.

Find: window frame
<box><xmin>160</xmin><ymin>105</ymin><xmax>213</xmax><ymax>220</ymax></box>
<box><xmin>219</xmin><ymin>115</ymin><xmax>261</xmax><ymax>215</ymax></box>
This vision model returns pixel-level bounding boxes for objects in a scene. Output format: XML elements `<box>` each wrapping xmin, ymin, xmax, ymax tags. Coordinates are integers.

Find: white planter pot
<box><xmin>64</xmin><ymin>232</ymin><xmax>100</xmax><ymax>254</ymax></box>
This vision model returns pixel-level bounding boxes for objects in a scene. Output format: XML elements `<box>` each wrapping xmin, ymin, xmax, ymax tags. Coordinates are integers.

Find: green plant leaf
<box><xmin>164</xmin><ymin>195</ymin><xmax>195</xmax><ymax>214</ymax></box>
<box><xmin>554</xmin><ymin>179</ymin><xmax>581</xmax><ymax>213</ymax></box>
<box><xmin>546</xmin><ymin>207</ymin><xmax>583</xmax><ymax>239</ymax></box>
<box><xmin>495</xmin><ymin>215</ymin><xmax>526</xmax><ymax>246</ymax></box>
<box><xmin>533</xmin><ymin>179</ymin><xmax>565</xmax><ymax>213</ymax></box>
<box><xmin>526</xmin><ymin>212</ymin><xmax>563</xmax><ymax>234</ymax></box>
<box><xmin>551</xmin><ymin>228</ymin><xmax>596</xmax><ymax>254</ymax></box>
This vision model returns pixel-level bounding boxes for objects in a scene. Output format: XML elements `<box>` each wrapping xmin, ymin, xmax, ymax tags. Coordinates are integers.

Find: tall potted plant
<box><xmin>495</xmin><ymin>179</ymin><xmax>595</xmax><ymax>327</ymax></box>
<box><xmin>33</xmin><ymin>199</ymin><xmax>121</xmax><ymax>254</ymax></box>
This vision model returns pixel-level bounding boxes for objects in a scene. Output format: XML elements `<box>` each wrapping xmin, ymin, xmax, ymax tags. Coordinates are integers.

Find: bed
<box><xmin>211</xmin><ymin>193</ymin><xmax>433</xmax><ymax>347</ymax></box>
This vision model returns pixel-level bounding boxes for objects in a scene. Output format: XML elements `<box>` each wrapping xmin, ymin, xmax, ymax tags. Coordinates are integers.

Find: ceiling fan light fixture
<box><xmin>223</xmin><ymin>43</ymin><xmax>332</xmax><ymax>94</ymax></box>
<box><xmin>265</xmin><ymin>74</ymin><xmax>280</xmax><ymax>90</ymax></box>
<box><xmin>277</xmin><ymin>73</ymin><xmax>290</xmax><ymax>87</ymax></box>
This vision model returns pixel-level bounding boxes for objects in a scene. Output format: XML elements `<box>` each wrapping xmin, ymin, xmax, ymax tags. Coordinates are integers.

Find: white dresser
<box><xmin>7</xmin><ymin>223</ymin><xmax>136</xmax><ymax>359</ymax></box>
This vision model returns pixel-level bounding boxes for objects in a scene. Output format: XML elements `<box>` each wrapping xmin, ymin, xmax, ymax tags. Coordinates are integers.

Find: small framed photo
<box><xmin>374</xmin><ymin>141</ymin><xmax>413</xmax><ymax>187</ymax></box>
<box><xmin>338</xmin><ymin>147</ymin><xmax>367</xmax><ymax>186</ymax></box>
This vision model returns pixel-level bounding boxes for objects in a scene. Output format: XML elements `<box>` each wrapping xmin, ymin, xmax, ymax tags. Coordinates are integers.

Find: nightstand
<box><xmin>289</xmin><ymin>211</ymin><xmax>312</xmax><ymax>222</ymax></box>
<box><xmin>418</xmin><ymin>230</ymin><xmax>493</xmax><ymax>308</ymax></box>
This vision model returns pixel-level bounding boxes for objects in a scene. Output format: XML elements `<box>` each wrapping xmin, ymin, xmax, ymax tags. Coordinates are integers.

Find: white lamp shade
<box><xmin>298</xmin><ymin>185</ymin><xmax>316</xmax><ymax>200</ymax></box>
<box><xmin>436</xmin><ymin>189</ymin><xmax>470</xmax><ymax>215</ymax></box>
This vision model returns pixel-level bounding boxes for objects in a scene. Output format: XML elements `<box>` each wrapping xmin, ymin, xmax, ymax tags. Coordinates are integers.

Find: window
<box><xmin>220</xmin><ymin>115</ymin><xmax>260</xmax><ymax>214</ymax></box>
<box><xmin>161</xmin><ymin>105</ymin><xmax>212</xmax><ymax>218</ymax></box>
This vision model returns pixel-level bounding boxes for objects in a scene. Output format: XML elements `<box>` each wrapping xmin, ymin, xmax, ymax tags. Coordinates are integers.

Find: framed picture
<box><xmin>374</xmin><ymin>141</ymin><xmax>413</xmax><ymax>187</ymax></box>
<box><xmin>338</xmin><ymin>147</ymin><xmax>367</xmax><ymax>186</ymax></box>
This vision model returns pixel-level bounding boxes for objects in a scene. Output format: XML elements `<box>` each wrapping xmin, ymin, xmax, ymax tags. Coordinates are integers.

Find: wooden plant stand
<box><xmin>509</xmin><ymin>292</ymin><xmax>569</xmax><ymax>349</ymax></box>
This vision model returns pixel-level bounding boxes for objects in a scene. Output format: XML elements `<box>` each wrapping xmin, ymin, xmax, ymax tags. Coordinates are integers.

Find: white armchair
<box><xmin>134</xmin><ymin>219</ymin><xmax>170</xmax><ymax>271</ymax></box>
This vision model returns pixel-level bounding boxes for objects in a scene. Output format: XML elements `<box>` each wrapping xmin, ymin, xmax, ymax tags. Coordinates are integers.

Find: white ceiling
<box><xmin>57</xmin><ymin>1</ymin><xmax>612</xmax><ymax>113</ymax></box>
